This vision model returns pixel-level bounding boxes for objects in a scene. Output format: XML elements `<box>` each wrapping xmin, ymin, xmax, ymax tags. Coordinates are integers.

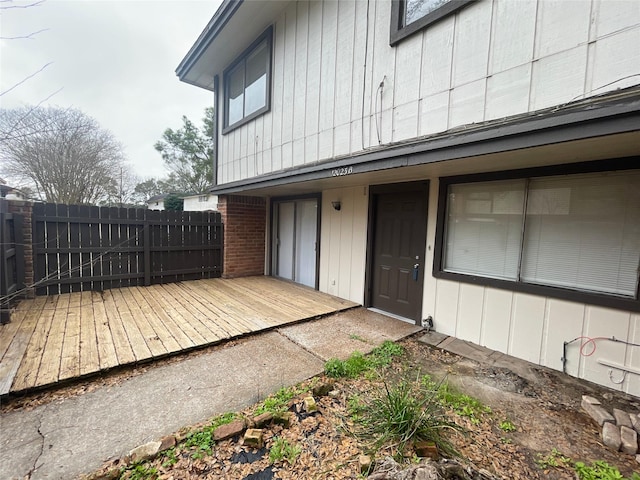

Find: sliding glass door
<box><xmin>272</xmin><ymin>197</ymin><xmax>319</xmax><ymax>288</ymax></box>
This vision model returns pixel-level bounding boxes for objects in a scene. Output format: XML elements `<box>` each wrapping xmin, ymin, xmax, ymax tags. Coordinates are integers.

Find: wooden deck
<box><xmin>0</xmin><ymin>277</ymin><xmax>356</xmax><ymax>395</ymax></box>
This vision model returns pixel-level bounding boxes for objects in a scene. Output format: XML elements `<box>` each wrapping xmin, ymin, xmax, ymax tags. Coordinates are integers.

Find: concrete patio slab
<box><xmin>278</xmin><ymin>308</ymin><xmax>423</xmax><ymax>361</ymax></box>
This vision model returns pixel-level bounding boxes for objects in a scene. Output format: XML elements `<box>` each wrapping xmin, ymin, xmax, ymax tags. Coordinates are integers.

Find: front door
<box><xmin>370</xmin><ymin>185</ymin><xmax>428</xmax><ymax>321</ymax></box>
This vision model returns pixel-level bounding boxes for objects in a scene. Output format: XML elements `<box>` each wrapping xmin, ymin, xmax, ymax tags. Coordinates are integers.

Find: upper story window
<box><xmin>223</xmin><ymin>26</ymin><xmax>272</xmax><ymax>133</ymax></box>
<box><xmin>390</xmin><ymin>0</ymin><xmax>475</xmax><ymax>45</ymax></box>
<box><xmin>434</xmin><ymin>161</ymin><xmax>640</xmax><ymax>312</ymax></box>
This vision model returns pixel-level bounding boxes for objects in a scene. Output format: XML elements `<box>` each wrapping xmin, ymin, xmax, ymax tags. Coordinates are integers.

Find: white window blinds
<box><xmin>521</xmin><ymin>172</ymin><xmax>640</xmax><ymax>297</ymax></box>
<box><xmin>444</xmin><ymin>180</ymin><xmax>525</xmax><ymax>280</ymax></box>
<box><xmin>443</xmin><ymin>170</ymin><xmax>640</xmax><ymax>299</ymax></box>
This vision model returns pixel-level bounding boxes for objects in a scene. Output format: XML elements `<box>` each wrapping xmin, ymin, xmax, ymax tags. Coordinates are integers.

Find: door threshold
<box><xmin>368</xmin><ymin>308</ymin><xmax>417</xmax><ymax>325</ymax></box>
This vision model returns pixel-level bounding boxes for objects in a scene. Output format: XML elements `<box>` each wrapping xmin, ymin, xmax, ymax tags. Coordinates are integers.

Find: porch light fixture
<box><xmin>331</xmin><ymin>201</ymin><xmax>341</xmax><ymax>211</ymax></box>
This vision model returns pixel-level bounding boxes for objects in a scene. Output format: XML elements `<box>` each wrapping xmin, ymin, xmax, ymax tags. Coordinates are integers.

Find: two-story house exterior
<box><xmin>178</xmin><ymin>0</ymin><xmax>640</xmax><ymax>396</ymax></box>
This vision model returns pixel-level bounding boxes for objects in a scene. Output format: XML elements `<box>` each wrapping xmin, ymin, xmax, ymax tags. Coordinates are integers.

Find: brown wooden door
<box><xmin>371</xmin><ymin>187</ymin><xmax>428</xmax><ymax>321</ymax></box>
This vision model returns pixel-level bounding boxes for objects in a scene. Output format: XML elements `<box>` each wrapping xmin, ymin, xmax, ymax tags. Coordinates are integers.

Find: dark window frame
<box><xmin>390</xmin><ymin>0</ymin><xmax>475</xmax><ymax>45</ymax></box>
<box><xmin>433</xmin><ymin>158</ymin><xmax>640</xmax><ymax>313</ymax></box>
<box><xmin>222</xmin><ymin>26</ymin><xmax>273</xmax><ymax>134</ymax></box>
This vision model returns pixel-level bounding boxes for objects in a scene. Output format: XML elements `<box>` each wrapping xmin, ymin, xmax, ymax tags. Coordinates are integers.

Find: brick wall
<box><xmin>217</xmin><ymin>195</ymin><xmax>266</xmax><ymax>278</ymax></box>
<box><xmin>7</xmin><ymin>200</ymin><xmax>35</xmax><ymax>298</ymax></box>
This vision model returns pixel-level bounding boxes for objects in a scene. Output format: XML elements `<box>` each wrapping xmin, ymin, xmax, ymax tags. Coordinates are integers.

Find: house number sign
<box><xmin>331</xmin><ymin>166</ymin><xmax>353</xmax><ymax>177</ymax></box>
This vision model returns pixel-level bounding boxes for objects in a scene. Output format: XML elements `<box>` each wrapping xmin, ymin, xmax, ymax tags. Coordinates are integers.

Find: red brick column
<box><xmin>217</xmin><ymin>195</ymin><xmax>266</xmax><ymax>278</ymax></box>
<box><xmin>7</xmin><ymin>200</ymin><xmax>35</xmax><ymax>298</ymax></box>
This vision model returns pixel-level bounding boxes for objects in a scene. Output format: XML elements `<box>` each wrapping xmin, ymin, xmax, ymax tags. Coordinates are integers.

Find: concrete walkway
<box><xmin>0</xmin><ymin>308</ymin><xmax>421</xmax><ymax>480</ymax></box>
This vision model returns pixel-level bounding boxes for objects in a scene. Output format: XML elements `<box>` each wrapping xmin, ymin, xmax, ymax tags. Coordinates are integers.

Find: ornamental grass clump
<box><xmin>360</xmin><ymin>376</ymin><xmax>458</xmax><ymax>457</ymax></box>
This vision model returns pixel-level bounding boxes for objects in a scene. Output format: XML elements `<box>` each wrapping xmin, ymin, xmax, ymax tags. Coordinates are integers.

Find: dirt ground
<box><xmin>402</xmin><ymin>339</ymin><xmax>640</xmax><ymax>478</ymax></box>
<box><xmin>3</xmin><ymin>335</ymin><xmax>640</xmax><ymax>479</ymax></box>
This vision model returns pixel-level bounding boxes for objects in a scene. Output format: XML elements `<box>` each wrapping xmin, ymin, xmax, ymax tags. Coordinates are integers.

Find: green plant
<box><xmin>536</xmin><ymin>448</ymin><xmax>571</xmax><ymax>469</ymax></box>
<box><xmin>347</xmin><ymin>394</ymin><xmax>367</xmax><ymax>422</ymax></box>
<box><xmin>361</xmin><ymin>377</ymin><xmax>457</xmax><ymax>457</ymax></box>
<box><xmin>324</xmin><ymin>352</ymin><xmax>369</xmax><ymax>378</ymax></box>
<box><xmin>269</xmin><ymin>437</ymin><xmax>302</xmax><ymax>464</ymax></box>
<box><xmin>182</xmin><ymin>412</ymin><xmax>237</xmax><ymax>458</ymax></box>
<box><xmin>120</xmin><ymin>462</ymin><xmax>158</xmax><ymax>480</ymax></box>
<box><xmin>499</xmin><ymin>420</ymin><xmax>516</xmax><ymax>432</ymax></box>
<box><xmin>254</xmin><ymin>385</ymin><xmax>308</xmax><ymax>415</ymax></box>
<box><xmin>324</xmin><ymin>342</ymin><xmax>405</xmax><ymax>378</ymax></box>
<box><xmin>574</xmin><ymin>460</ymin><xmax>640</xmax><ymax>480</ymax></box>
<box><xmin>369</xmin><ymin>341</ymin><xmax>404</xmax><ymax>368</ymax></box>
<box><xmin>437</xmin><ymin>383</ymin><xmax>491</xmax><ymax>424</ymax></box>
<box><xmin>160</xmin><ymin>447</ymin><xmax>178</xmax><ymax>467</ymax></box>
<box><xmin>163</xmin><ymin>194</ymin><xmax>184</xmax><ymax>211</ymax></box>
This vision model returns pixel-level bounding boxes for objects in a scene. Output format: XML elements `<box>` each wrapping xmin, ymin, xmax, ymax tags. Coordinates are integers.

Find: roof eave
<box><xmin>175</xmin><ymin>0</ymin><xmax>243</xmax><ymax>83</ymax></box>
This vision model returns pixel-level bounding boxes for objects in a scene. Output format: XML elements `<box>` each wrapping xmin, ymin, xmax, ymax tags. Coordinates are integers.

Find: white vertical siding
<box><xmin>429</xmin><ymin>278</ymin><xmax>640</xmax><ymax>396</ymax></box>
<box><xmin>217</xmin><ymin>0</ymin><xmax>640</xmax><ymax>183</ymax></box>
<box><xmin>319</xmin><ymin>185</ymin><xmax>368</xmax><ymax>303</ymax></box>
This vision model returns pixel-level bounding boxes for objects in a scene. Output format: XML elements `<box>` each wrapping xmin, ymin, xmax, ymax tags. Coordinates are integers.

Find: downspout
<box><xmin>212</xmin><ymin>74</ymin><xmax>220</xmax><ymax>187</ymax></box>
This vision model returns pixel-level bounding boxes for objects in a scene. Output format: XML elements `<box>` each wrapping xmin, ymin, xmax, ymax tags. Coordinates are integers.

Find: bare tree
<box><xmin>0</xmin><ymin>106</ymin><xmax>128</xmax><ymax>205</ymax></box>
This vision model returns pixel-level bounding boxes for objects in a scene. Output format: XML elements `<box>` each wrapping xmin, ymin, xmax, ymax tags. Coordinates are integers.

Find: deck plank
<box><xmin>102</xmin><ymin>290</ymin><xmax>137</xmax><ymax>365</ymax></box>
<box><xmin>117</xmin><ymin>288</ymin><xmax>167</xmax><ymax>358</ymax></box>
<box><xmin>0</xmin><ymin>298</ymin><xmax>46</xmax><ymax>395</ymax></box>
<box><xmin>186</xmin><ymin>280</ymin><xmax>285</xmax><ymax>329</ymax></box>
<box><xmin>109</xmin><ymin>289</ymin><xmax>153</xmax><ymax>361</ymax></box>
<box><xmin>91</xmin><ymin>291</ymin><xmax>119</xmax><ymax>370</ymax></box>
<box><xmin>36</xmin><ymin>294</ymin><xmax>70</xmax><ymax>387</ymax></box>
<box><xmin>158</xmin><ymin>283</ymin><xmax>233</xmax><ymax>341</ymax></box>
<box><xmin>0</xmin><ymin>309</ymin><xmax>27</xmax><ymax>364</ymax></box>
<box><xmin>132</xmin><ymin>287</ymin><xmax>197</xmax><ymax>352</ymax></box>
<box><xmin>79</xmin><ymin>291</ymin><xmax>101</xmax><ymax>376</ymax></box>
<box><xmin>58</xmin><ymin>293</ymin><xmax>82</xmax><ymax>381</ymax></box>
<box><xmin>11</xmin><ymin>296</ymin><xmax>58</xmax><ymax>392</ymax></box>
<box><xmin>129</xmin><ymin>287</ymin><xmax>182</xmax><ymax>354</ymax></box>
<box><xmin>145</xmin><ymin>286</ymin><xmax>207</xmax><ymax>348</ymax></box>
<box><xmin>178</xmin><ymin>281</ymin><xmax>261</xmax><ymax>333</ymax></box>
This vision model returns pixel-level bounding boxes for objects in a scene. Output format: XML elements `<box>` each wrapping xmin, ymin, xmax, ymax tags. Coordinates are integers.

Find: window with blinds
<box><xmin>442</xmin><ymin>170</ymin><xmax>640</xmax><ymax>299</ymax></box>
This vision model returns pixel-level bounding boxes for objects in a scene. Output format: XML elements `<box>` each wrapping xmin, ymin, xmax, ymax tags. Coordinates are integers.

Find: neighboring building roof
<box><xmin>146</xmin><ymin>193</ymin><xmax>170</xmax><ymax>203</ymax></box>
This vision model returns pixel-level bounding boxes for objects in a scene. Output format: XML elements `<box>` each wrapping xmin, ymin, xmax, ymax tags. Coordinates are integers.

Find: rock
<box><xmin>620</xmin><ymin>426</ymin><xmax>638</xmax><ymax>455</ymax></box>
<box><xmin>368</xmin><ymin>457</ymin><xmax>440</xmax><ymax>480</ymax></box>
<box><xmin>129</xmin><ymin>441</ymin><xmax>161</xmax><ymax>463</ymax></box>
<box><xmin>359</xmin><ymin>454</ymin><xmax>372</xmax><ymax>474</ymax></box>
<box><xmin>602</xmin><ymin>423</ymin><xmax>622</xmax><ymax>451</ymax></box>
<box><xmin>83</xmin><ymin>469</ymin><xmax>119</xmax><ymax>480</ymax></box>
<box><xmin>312</xmin><ymin>381</ymin><xmax>335</xmax><ymax>397</ymax></box>
<box><xmin>253</xmin><ymin>412</ymin><xmax>273</xmax><ymax>428</ymax></box>
<box><xmin>273</xmin><ymin>411</ymin><xmax>294</xmax><ymax>427</ymax></box>
<box><xmin>636</xmin><ymin>453</ymin><xmax>640</xmax><ymax>464</ymax></box>
<box><xmin>613</xmin><ymin>408</ymin><xmax>633</xmax><ymax>428</ymax></box>
<box><xmin>304</xmin><ymin>396</ymin><xmax>318</xmax><ymax>413</ymax></box>
<box><xmin>581</xmin><ymin>395</ymin><xmax>601</xmax><ymax>406</ymax></box>
<box><xmin>414</xmin><ymin>441</ymin><xmax>439</xmax><ymax>460</ymax></box>
<box><xmin>159</xmin><ymin>435</ymin><xmax>176</xmax><ymax>451</ymax></box>
<box><xmin>213</xmin><ymin>419</ymin><xmax>246</xmax><ymax>441</ymax></box>
<box><xmin>630</xmin><ymin>414</ymin><xmax>640</xmax><ymax>433</ymax></box>
<box><xmin>583</xmin><ymin>402</ymin><xmax>615</xmax><ymax>426</ymax></box>
<box><xmin>244</xmin><ymin>428</ymin><xmax>264</xmax><ymax>449</ymax></box>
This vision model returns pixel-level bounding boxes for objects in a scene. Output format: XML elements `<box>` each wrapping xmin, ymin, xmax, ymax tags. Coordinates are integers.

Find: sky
<box><xmin>0</xmin><ymin>0</ymin><xmax>221</xmax><ymax>180</ymax></box>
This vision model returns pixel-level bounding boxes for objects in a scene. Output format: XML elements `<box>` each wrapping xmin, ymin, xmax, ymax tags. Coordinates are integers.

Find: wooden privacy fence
<box><xmin>32</xmin><ymin>203</ymin><xmax>223</xmax><ymax>295</ymax></box>
<box><xmin>0</xmin><ymin>199</ymin><xmax>25</xmax><ymax>323</ymax></box>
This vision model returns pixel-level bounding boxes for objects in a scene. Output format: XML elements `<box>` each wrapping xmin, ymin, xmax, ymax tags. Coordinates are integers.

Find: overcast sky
<box><xmin>1</xmin><ymin>0</ymin><xmax>221</xmax><ymax>180</ymax></box>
